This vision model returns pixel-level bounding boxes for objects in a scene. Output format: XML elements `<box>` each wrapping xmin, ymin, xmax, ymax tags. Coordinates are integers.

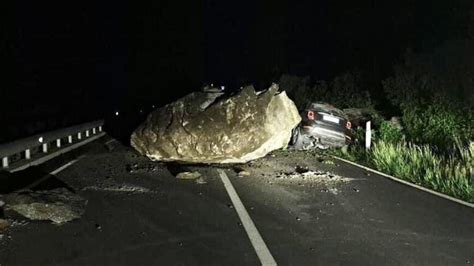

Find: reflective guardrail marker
<box><xmin>68</xmin><ymin>135</ymin><xmax>73</xmax><ymax>144</ymax></box>
<box><xmin>86</xmin><ymin>130</ymin><xmax>90</xmax><ymax>137</ymax></box>
<box><xmin>56</xmin><ymin>139</ymin><xmax>61</xmax><ymax>148</ymax></box>
<box><xmin>25</xmin><ymin>149</ymin><xmax>31</xmax><ymax>160</ymax></box>
<box><xmin>365</xmin><ymin>121</ymin><xmax>372</xmax><ymax>150</ymax></box>
<box><xmin>2</xmin><ymin>157</ymin><xmax>8</xmax><ymax>168</ymax></box>
<box><xmin>42</xmin><ymin>143</ymin><xmax>48</xmax><ymax>153</ymax></box>
<box><xmin>78</xmin><ymin>132</ymin><xmax>82</xmax><ymax>140</ymax></box>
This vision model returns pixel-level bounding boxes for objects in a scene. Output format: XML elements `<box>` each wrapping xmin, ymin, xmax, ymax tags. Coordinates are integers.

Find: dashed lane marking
<box><xmin>104</xmin><ymin>139</ymin><xmax>116</xmax><ymax>145</ymax></box>
<box><xmin>50</xmin><ymin>155</ymin><xmax>85</xmax><ymax>175</ymax></box>
<box><xmin>23</xmin><ymin>155</ymin><xmax>85</xmax><ymax>190</ymax></box>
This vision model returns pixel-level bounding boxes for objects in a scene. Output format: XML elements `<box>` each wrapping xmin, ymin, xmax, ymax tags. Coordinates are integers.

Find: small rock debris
<box><xmin>295</xmin><ymin>165</ymin><xmax>310</xmax><ymax>174</ymax></box>
<box><xmin>0</xmin><ymin>219</ymin><xmax>10</xmax><ymax>233</ymax></box>
<box><xmin>176</xmin><ymin>171</ymin><xmax>202</xmax><ymax>180</ymax></box>
<box><xmin>195</xmin><ymin>177</ymin><xmax>207</xmax><ymax>184</ymax></box>
<box><xmin>3</xmin><ymin>188</ymin><xmax>87</xmax><ymax>225</ymax></box>
<box><xmin>126</xmin><ymin>163</ymin><xmax>139</xmax><ymax>173</ymax></box>
<box><xmin>238</xmin><ymin>171</ymin><xmax>251</xmax><ymax>177</ymax></box>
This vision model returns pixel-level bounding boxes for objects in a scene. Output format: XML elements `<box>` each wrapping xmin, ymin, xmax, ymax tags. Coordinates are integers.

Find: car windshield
<box><xmin>308</xmin><ymin>103</ymin><xmax>346</xmax><ymax>118</ymax></box>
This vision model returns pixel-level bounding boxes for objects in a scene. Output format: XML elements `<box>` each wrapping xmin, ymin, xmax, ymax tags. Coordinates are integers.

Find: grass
<box><xmin>370</xmin><ymin>141</ymin><xmax>473</xmax><ymax>202</ymax></box>
<box><xmin>330</xmin><ymin>140</ymin><xmax>474</xmax><ymax>203</ymax></box>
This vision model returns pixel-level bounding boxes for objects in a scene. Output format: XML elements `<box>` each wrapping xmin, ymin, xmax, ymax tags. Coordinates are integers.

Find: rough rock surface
<box><xmin>0</xmin><ymin>218</ymin><xmax>9</xmax><ymax>233</ymax></box>
<box><xmin>3</xmin><ymin>188</ymin><xmax>87</xmax><ymax>225</ymax></box>
<box><xmin>389</xmin><ymin>116</ymin><xmax>403</xmax><ymax>130</ymax></box>
<box><xmin>131</xmin><ymin>84</ymin><xmax>301</xmax><ymax>164</ymax></box>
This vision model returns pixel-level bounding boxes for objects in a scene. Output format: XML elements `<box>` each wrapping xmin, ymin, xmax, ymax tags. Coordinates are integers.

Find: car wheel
<box><xmin>316</xmin><ymin>143</ymin><xmax>329</xmax><ymax>150</ymax></box>
<box><xmin>291</xmin><ymin>127</ymin><xmax>300</xmax><ymax>145</ymax></box>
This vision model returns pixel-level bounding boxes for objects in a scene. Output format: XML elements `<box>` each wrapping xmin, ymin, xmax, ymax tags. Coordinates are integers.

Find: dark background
<box><xmin>2</xmin><ymin>0</ymin><xmax>473</xmax><ymax>143</ymax></box>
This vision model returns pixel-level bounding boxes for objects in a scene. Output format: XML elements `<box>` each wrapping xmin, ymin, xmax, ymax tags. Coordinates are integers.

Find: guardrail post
<box><xmin>56</xmin><ymin>139</ymin><xmax>61</xmax><ymax>148</ymax></box>
<box><xmin>365</xmin><ymin>121</ymin><xmax>372</xmax><ymax>150</ymax></box>
<box><xmin>99</xmin><ymin>126</ymin><xmax>102</xmax><ymax>132</ymax></box>
<box><xmin>25</xmin><ymin>149</ymin><xmax>31</xmax><ymax>160</ymax></box>
<box><xmin>2</xmin><ymin>157</ymin><xmax>8</xmax><ymax>168</ymax></box>
<box><xmin>78</xmin><ymin>132</ymin><xmax>82</xmax><ymax>140</ymax></box>
<box><xmin>42</xmin><ymin>143</ymin><xmax>48</xmax><ymax>153</ymax></box>
<box><xmin>68</xmin><ymin>135</ymin><xmax>73</xmax><ymax>144</ymax></box>
<box><xmin>92</xmin><ymin>128</ymin><xmax>96</xmax><ymax>134</ymax></box>
<box><xmin>86</xmin><ymin>130</ymin><xmax>90</xmax><ymax>137</ymax></box>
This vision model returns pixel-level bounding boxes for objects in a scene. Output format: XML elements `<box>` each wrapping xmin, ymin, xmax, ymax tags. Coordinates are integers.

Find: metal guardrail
<box><xmin>0</xmin><ymin>120</ymin><xmax>104</xmax><ymax>169</ymax></box>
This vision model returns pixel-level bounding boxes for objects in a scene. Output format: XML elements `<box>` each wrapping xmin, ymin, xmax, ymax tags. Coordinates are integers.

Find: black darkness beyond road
<box><xmin>0</xmin><ymin>138</ymin><xmax>473</xmax><ymax>265</ymax></box>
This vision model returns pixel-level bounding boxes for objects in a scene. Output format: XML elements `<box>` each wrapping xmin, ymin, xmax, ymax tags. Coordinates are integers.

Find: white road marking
<box><xmin>104</xmin><ymin>139</ymin><xmax>116</xmax><ymax>145</ymax></box>
<box><xmin>51</xmin><ymin>156</ymin><xmax>84</xmax><ymax>175</ymax></box>
<box><xmin>23</xmin><ymin>156</ymin><xmax>85</xmax><ymax>190</ymax></box>
<box><xmin>217</xmin><ymin>169</ymin><xmax>277</xmax><ymax>266</ymax></box>
<box><xmin>333</xmin><ymin>156</ymin><xmax>474</xmax><ymax>208</ymax></box>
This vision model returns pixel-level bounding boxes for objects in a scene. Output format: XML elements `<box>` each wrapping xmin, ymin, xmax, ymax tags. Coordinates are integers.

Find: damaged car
<box><xmin>291</xmin><ymin>102</ymin><xmax>352</xmax><ymax>149</ymax></box>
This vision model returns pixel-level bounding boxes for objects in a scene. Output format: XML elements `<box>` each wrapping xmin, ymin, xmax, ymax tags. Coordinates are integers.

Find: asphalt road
<box><xmin>0</xmin><ymin>136</ymin><xmax>473</xmax><ymax>265</ymax></box>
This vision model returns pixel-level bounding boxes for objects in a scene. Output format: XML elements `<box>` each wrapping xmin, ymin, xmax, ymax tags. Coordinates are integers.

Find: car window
<box><xmin>309</xmin><ymin>103</ymin><xmax>346</xmax><ymax>117</ymax></box>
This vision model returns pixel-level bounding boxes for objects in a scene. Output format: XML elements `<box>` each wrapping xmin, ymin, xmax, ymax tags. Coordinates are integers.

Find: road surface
<box><xmin>0</xmin><ymin>136</ymin><xmax>473</xmax><ymax>265</ymax></box>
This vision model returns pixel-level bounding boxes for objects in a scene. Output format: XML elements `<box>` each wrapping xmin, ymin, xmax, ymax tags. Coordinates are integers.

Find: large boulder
<box><xmin>131</xmin><ymin>84</ymin><xmax>301</xmax><ymax>164</ymax></box>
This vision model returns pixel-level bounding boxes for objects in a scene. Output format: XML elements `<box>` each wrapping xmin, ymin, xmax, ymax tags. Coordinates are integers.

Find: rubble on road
<box><xmin>195</xmin><ymin>177</ymin><xmax>207</xmax><ymax>185</ymax></box>
<box><xmin>176</xmin><ymin>171</ymin><xmax>202</xmax><ymax>180</ymax></box>
<box><xmin>238</xmin><ymin>171</ymin><xmax>251</xmax><ymax>177</ymax></box>
<box><xmin>2</xmin><ymin>188</ymin><xmax>87</xmax><ymax>225</ymax></box>
<box><xmin>82</xmin><ymin>183</ymin><xmax>154</xmax><ymax>194</ymax></box>
<box><xmin>278</xmin><ymin>170</ymin><xmax>350</xmax><ymax>183</ymax></box>
<box><xmin>131</xmin><ymin>84</ymin><xmax>301</xmax><ymax>164</ymax></box>
<box><xmin>231</xmin><ymin>150</ymin><xmax>354</xmax><ymax>186</ymax></box>
<box><xmin>126</xmin><ymin>163</ymin><xmax>160</xmax><ymax>174</ymax></box>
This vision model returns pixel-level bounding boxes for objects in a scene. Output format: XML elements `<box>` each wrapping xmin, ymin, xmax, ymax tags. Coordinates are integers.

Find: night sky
<box><xmin>2</xmin><ymin>0</ymin><xmax>473</xmax><ymax>140</ymax></box>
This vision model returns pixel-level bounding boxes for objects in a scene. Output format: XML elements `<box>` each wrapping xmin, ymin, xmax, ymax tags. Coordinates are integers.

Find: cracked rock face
<box><xmin>131</xmin><ymin>84</ymin><xmax>301</xmax><ymax>164</ymax></box>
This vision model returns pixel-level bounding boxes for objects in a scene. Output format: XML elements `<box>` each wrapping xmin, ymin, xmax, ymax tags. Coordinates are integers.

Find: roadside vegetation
<box><xmin>280</xmin><ymin>44</ymin><xmax>474</xmax><ymax>202</ymax></box>
<box><xmin>334</xmin><ymin>131</ymin><xmax>473</xmax><ymax>202</ymax></box>
<box><xmin>370</xmin><ymin>140</ymin><xmax>473</xmax><ymax>201</ymax></box>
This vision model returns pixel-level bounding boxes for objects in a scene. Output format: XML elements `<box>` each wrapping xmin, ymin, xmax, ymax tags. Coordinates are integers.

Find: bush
<box><xmin>378</xmin><ymin>121</ymin><xmax>404</xmax><ymax>144</ymax></box>
<box><xmin>382</xmin><ymin>48</ymin><xmax>474</xmax><ymax>110</ymax></box>
<box><xmin>279</xmin><ymin>71</ymin><xmax>374</xmax><ymax>110</ymax></box>
<box><xmin>401</xmin><ymin>103</ymin><xmax>473</xmax><ymax>150</ymax></box>
<box><xmin>382</xmin><ymin>46</ymin><xmax>474</xmax><ymax>153</ymax></box>
<box><xmin>322</xmin><ymin>72</ymin><xmax>373</xmax><ymax>109</ymax></box>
